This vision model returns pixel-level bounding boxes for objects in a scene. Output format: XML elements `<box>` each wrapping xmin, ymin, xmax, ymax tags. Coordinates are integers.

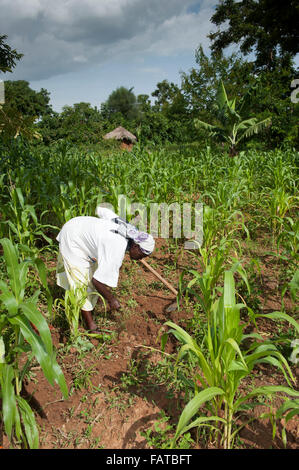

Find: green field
<box><xmin>0</xmin><ymin>140</ymin><xmax>298</xmax><ymax>449</ymax></box>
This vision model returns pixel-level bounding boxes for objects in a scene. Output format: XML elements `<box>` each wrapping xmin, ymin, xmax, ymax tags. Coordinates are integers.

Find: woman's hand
<box><xmin>109</xmin><ymin>298</ymin><xmax>121</xmax><ymax>311</ymax></box>
<box><xmin>92</xmin><ymin>278</ymin><xmax>121</xmax><ymax>311</ymax></box>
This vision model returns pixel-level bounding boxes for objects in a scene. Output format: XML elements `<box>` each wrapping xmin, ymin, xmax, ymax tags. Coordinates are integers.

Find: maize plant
<box><xmin>0</xmin><ymin>238</ymin><xmax>68</xmax><ymax>448</ymax></box>
<box><xmin>163</xmin><ymin>271</ymin><xmax>299</xmax><ymax>449</ymax></box>
<box><xmin>54</xmin><ymin>284</ymin><xmax>97</xmax><ymax>341</ymax></box>
<box><xmin>0</xmin><ymin>186</ymin><xmax>57</xmax><ymax>255</ymax></box>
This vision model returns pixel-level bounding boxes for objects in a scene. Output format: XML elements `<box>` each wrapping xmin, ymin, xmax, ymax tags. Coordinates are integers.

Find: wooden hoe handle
<box><xmin>140</xmin><ymin>258</ymin><xmax>178</xmax><ymax>297</ymax></box>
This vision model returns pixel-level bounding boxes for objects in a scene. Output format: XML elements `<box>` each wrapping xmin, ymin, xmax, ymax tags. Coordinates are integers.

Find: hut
<box><xmin>103</xmin><ymin>126</ymin><xmax>137</xmax><ymax>151</ymax></box>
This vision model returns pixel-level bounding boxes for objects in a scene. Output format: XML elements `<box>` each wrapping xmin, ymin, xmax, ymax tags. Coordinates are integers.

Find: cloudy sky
<box><xmin>0</xmin><ymin>0</ymin><xmax>222</xmax><ymax>111</ymax></box>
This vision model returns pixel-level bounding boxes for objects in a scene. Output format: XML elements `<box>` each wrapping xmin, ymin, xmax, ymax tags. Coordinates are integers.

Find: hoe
<box><xmin>140</xmin><ymin>258</ymin><xmax>181</xmax><ymax>313</ymax></box>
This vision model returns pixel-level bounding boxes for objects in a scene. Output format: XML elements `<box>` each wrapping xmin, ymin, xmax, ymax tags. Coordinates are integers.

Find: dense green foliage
<box><xmin>101</xmin><ymin>86</ymin><xmax>139</xmax><ymax>121</ymax></box>
<box><xmin>0</xmin><ymin>140</ymin><xmax>297</xmax><ymax>243</ymax></box>
<box><xmin>209</xmin><ymin>0</ymin><xmax>299</xmax><ymax>68</ymax></box>
<box><xmin>3</xmin><ymin>81</ymin><xmax>52</xmax><ymax>119</ymax></box>
<box><xmin>194</xmin><ymin>80</ymin><xmax>272</xmax><ymax>155</ymax></box>
<box><xmin>2</xmin><ymin>47</ymin><xmax>298</xmax><ymax>149</ymax></box>
<box><xmin>10</xmin><ymin>53</ymin><xmax>297</xmax><ymax>149</ymax></box>
<box><xmin>0</xmin><ymin>35</ymin><xmax>23</xmax><ymax>73</ymax></box>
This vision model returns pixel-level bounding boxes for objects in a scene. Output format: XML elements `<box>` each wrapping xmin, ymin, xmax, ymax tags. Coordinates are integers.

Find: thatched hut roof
<box><xmin>103</xmin><ymin>126</ymin><xmax>137</xmax><ymax>143</ymax></box>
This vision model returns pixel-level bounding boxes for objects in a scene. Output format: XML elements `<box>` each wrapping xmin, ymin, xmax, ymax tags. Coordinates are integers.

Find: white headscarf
<box><xmin>96</xmin><ymin>206</ymin><xmax>155</xmax><ymax>255</ymax></box>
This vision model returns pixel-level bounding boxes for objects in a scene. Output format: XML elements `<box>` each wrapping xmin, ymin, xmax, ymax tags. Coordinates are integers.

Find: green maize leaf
<box><xmin>224</xmin><ymin>271</ymin><xmax>235</xmax><ymax>310</ymax></box>
<box><xmin>166</xmin><ymin>321</ymin><xmax>212</xmax><ymax>384</ymax></box>
<box><xmin>165</xmin><ymin>321</ymin><xmax>198</xmax><ymax>349</ymax></box>
<box><xmin>289</xmin><ymin>269</ymin><xmax>299</xmax><ymax>301</ymax></box>
<box><xmin>254</xmin><ymin>356</ymin><xmax>293</xmax><ymax>387</ymax></box>
<box><xmin>281</xmin><ymin>427</ymin><xmax>287</xmax><ymax>448</ymax></box>
<box><xmin>0</xmin><ymin>280</ymin><xmax>19</xmax><ymax>316</ymax></box>
<box><xmin>16</xmin><ymin>395</ymin><xmax>39</xmax><ymax>449</ymax></box>
<box><xmin>255</xmin><ymin>311</ymin><xmax>299</xmax><ymax>335</ymax></box>
<box><xmin>247</xmin><ymin>343</ymin><xmax>277</xmax><ymax>359</ymax></box>
<box><xmin>235</xmin><ymin>385</ymin><xmax>299</xmax><ymax>409</ymax></box>
<box><xmin>34</xmin><ymin>256</ymin><xmax>52</xmax><ymax>296</ymax></box>
<box><xmin>241</xmin><ymin>332</ymin><xmax>264</xmax><ymax>342</ymax></box>
<box><xmin>228</xmin><ymin>360</ymin><xmax>249</xmax><ymax>373</ymax></box>
<box><xmin>35</xmin><ymin>230</ymin><xmax>53</xmax><ymax>245</ymax></box>
<box><xmin>284</xmin><ymin>408</ymin><xmax>299</xmax><ymax>423</ymax></box>
<box><xmin>50</xmin><ymin>356</ymin><xmax>68</xmax><ymax>399</ymax></box>
<box><xmin>176</xmin><ymin>343</ymin><xmax>213</xmax><ymax>385</ymax></box>
<box><xmin>160</xmin><ymin>332</ymin><xmax>169</xmax><ymax>352</ymax></box>
<box><xmin>8</xmin><ymin>313</ymin><xmax>67</xmax><ymax>396</ymax></box>
<box><xmin>245</xmin><ymin>349</ymin><xmax>294</xmax><ymax>383</ymax></box>
<box><xmin>15</xmin><ymin>187</ymin><xmax>25</xmax><ymax>208</ymax></box>
<box><xmin>19</xmin><ymin>354</ymin><xmax>34</xmax><ymax>386</ymax></box>
<box><xmin>206</xmin><ymin>326</ymin><xmax>216</xmax><ymax>364</ymax></box>
<box><xmin>26</xmin><ymin>205</ymin><xmax>38</xmax><ymax>224</ymax></box>
<box><xmin>0</xmin><ymin>363</ymin><xmax>19</xmax><ymax>439</ymax></box>
<box><xmin>19</xmin><ymin>301</ymin><xmax>53</xmax><ymax>356</ymax></box>
<box><xmin>0</xmin><ymin>336</ymin><xmax>5</xmax><ymax>363</ymax></box>
<box><xmin>9</xmin><ymin>313</ymin><xmax>53</xmax><ymax>378</ymax></box>
<box><xmin>225</xmin><ymin>338</ymin><xmax>248</xmax><ymax>370</ymax></box>
<box><xmin>18</xmin><ymin>260</ymin><xmax>30</xmax><ymax>299</ymax></box>
<box><xmin>177</xmin><ymin>343</ymin><xmax>193</xmax><ymax>361</ymax></box>
<box><xmin>0</xmin><ymin>238</ymin><xmax>21</xmax><ymax>299</ymax></box>
<box><xmin>173</xmin><ymin>387</ymin><xmax>224</xmax><ymax>443</ymax></box>
<box><xmin>172</xmin><ymin>415</ymin><xmax>225</xmax><ymax>447</ymax></box>
<box><xmin>6</xmin><ymin>220</ymin><xmax>19</xmax><ymax>235</ymax></box>
<box><xmin>276</xmin><ymin>399</ymin><xmax>299</xmax><ymax>420</ymax></box>
<box><xmin>257</xmin><ymin>341</ymin><xmax>280</xmax><ymax>352</ymax></box>
<box><xmin>179</xmin><ymin>415</ymin><xmax>226</xmax><ymax>435</ymax></box>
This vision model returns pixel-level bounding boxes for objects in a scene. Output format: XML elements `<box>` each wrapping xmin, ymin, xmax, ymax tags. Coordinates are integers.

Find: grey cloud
<box><xmin>0</xmin><ymin>0</ymin><xmax>215</xmax><ymax>81</ymax></box>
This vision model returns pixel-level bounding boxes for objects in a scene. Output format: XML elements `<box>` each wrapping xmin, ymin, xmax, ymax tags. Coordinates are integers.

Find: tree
<box><xmin>137</xmin><ymin>94</ymin><xmax>151</xmax><ymax>116</ymax></box>
<box><xmin>194</xmin><ymin>80</ymin><xmax>271</xmax><ymax>155</ymax></box>
<box><xmin>209</xmin><ymin>0</ymin><xmax>299</xmax><ymax>68</ymax></box>
<box><xmin>38</xmin><ymin>102</ymin><xmax>103</xmax><ymax>144</ymax></box>
<box><xmin>103</xmin><ymin>87</ymin><xmax>139</xmax><ymax>121</ymax></box>
<box><xmin>152</xmin><ymin>80</ymin><xmax>188</xmax><ymax>117</ymax></box>
<box><xmin>0</xmin><ymin>39</ymin><xmax>42</xmax><ymax>143</ymax></box>
<box><xmin>0</xmin><ymin>35</ymin><xmax>23</xmax><ymax>73</ymax></box>
<box><xmin>244</xmin><ymin>59</ymin><xmax>299</xmax><ymax>147</ymax></box>
<box><xmin>181</xmin><ymin>46</ymin><xmax>255</xmax><ymax>120</ymax></box>
<box><xmin>181</xmin><ymin>46</ymin><xmax>298</xmax><ymax>148</ymax></box>
<box><xmin>3</xmin><ymin>80</ymin><xmax>52</xmax><ymax>119</ymax></box>
<box><xmin>0</xmin><ymin>106</ymin><xmax>41</xmax><ymax>142</ymax></box>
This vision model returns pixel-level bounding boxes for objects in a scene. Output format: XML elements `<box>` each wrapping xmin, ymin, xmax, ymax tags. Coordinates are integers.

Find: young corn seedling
<box><xmin>54</xmin><ymin>268</ymin><xmax>105</xmax><ymax>343</ymax></box>
<box><xmin>54</xmin><ymin>284</ymin><xmax>93</xmax><ymax>342</ymax></box>
<box><xmin>0</xmin><ymin>186</ymin><xmax>57</xmax><ymax>255</ymax></box>
<box><xmin>0</xmin><ymin>238</ymin><xmax>68</xmax><ymax>448</ymax></box>
<box><xmin>267</xmin><ymin>188</ymin><xmax>298</xmax><ymax>238</ymax></box>
<box><xmin>163</xmin><ymin>270</ymin><xmax>299</xmax><ymax>449</ymax></box>
<box><xmin>277</xmin><ymin>216</ymin><xmax>299</xmax><ymax>264</ymax></box>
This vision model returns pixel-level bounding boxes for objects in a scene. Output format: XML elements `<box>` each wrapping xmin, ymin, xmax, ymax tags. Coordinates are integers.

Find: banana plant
<box><xmin>0</xmin><ymin>238</ymin><xmax>68</xmax><ymax>448</ymax></box>
<box><xmin>163</xmin><ymin>271</ymin><xmax>299</xmax><ymax>449</ymax></box>
<box><xmin>194</xmin><ymin>80</ymin><xmax>271</xmax><ymax>156</ymax></box>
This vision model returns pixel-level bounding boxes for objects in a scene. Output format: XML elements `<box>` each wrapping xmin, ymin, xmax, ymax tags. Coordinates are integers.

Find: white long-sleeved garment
<box><xmin>56</xmin><ymin>216</ymin><xmax>127</xmax><ymax>288</ymax></box>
